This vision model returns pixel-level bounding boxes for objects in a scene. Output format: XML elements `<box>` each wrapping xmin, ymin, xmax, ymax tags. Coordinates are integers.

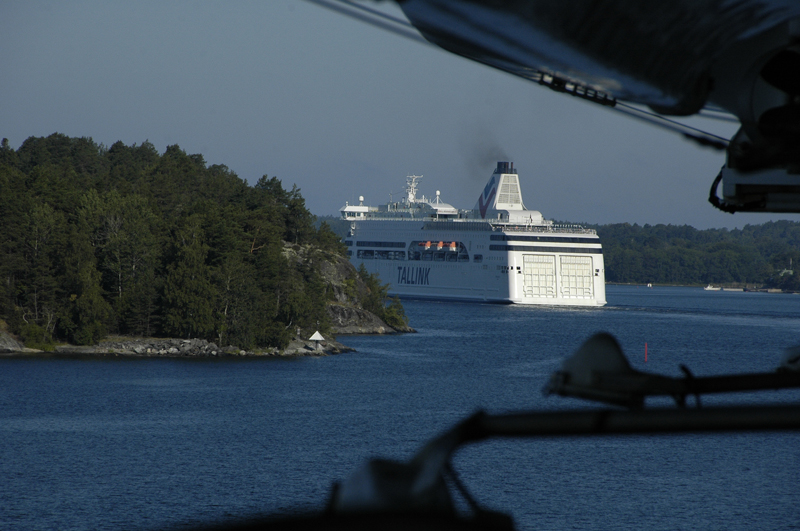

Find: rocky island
<box><xmin>0</xmin><ymin>243</ymin><xmax>413</xmax><ymax>358</ymax></box>
<box><xmin>0</xmin><ymin>135</ymin><xmax>412</xmax><ymax>358</ymax></box>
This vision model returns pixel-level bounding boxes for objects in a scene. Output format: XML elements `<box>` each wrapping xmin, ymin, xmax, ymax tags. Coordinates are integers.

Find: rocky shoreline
<box><xmin>0</xmin><ymin>333</ymin><xmax>354</xmax><ymax>358</ymax></box>
<box><xmin>48</xmin><ymin>336</ymin><xmax>356</xmax><ymax>358</ymax></box>
<box><xmin>0</xmin><ymin>303</ymin><xmax>414</xmax><ymax>358</ymax></box>
<box><xmin>327</xmin><ymin>303</ymin><xmax>415</xmax><ymax>335</ymax></box>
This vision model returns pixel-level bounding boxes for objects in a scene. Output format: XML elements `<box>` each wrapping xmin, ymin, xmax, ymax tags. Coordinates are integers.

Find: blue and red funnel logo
<box><xmin>478</xmin><ymin>175</ymin><xmax>496</xmax><ymax>219</ymax></box>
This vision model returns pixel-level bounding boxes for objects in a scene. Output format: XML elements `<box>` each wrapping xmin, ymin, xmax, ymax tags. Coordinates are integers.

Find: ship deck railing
<box><xmin>498</xmin><ymin>224</ymin><xmax>597</xmax><ymax>235</ymax></box>
<box><xmin>345</xmin><ymin>215</ymin><xmax>597</xmax><ymax>235</ymax></box>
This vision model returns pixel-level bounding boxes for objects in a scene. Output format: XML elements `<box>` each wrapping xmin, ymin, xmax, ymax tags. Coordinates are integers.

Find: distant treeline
<box><xmin>317</xmin><ymin>216</ymin><xmax>800</xmax><ymax>289</ymax></box>
<box><xmin>0</xmin><ymin>133</ymin><xmax>350</xmax><ymax>349</ymax></box>
<box><xmin>592</xmin><ymin>222</ymin><xmax>800</xmax><ymax>288</ymax></box>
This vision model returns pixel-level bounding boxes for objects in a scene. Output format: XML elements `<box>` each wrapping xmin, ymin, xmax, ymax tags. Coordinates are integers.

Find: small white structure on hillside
<box><xmin>309</xmin><ymin>331</ymin><xmax>324</xmax><ymax>351</ymax></box>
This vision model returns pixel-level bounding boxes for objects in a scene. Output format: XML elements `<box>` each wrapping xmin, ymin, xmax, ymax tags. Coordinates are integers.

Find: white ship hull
<box><xmin>347</xmin><ymin>220</ymin><xmax>606</xmax><ymax>306</ymax></box>
<box><xmin>341</xmin><ymin>162</ymin><xmax>606</xmax><ymax>307</ymax></box>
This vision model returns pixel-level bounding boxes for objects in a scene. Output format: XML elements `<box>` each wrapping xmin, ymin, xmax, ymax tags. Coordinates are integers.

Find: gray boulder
<box><xmin>0</xmin><ymin>330</ymin><xmax>24</xmax><ymax>353</ymax></box>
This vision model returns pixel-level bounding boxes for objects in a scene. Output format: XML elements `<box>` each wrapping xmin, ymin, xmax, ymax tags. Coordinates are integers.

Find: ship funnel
<box><xmin>494</xmin><ymin>161</ymin><xmax>516</xmax><ymax>174</ymax></box>
<box><xmin>474</xmin><ymin>161</ymin><xmax>525</xmax><ymax>217</ymax></box>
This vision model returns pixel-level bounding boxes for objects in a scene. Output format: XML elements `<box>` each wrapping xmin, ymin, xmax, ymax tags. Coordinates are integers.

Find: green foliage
<box><xmin>315</xmin><ymin>221</ymin><xmax>347</xmax><ymax>254</ymax></box>
<box><xmin>315</xmin><ymin>215</ymin><xmax>351</xmax><ymax>240</ymax></box>
<box><xmin>593</xmin><ymin>222</ymin><xmax>800</xmax><ymax>286</ymax></box>
<box><xmin>61</xmin><ymin>260</ymin><xmax>114</xmax><ymax>345</ymax></box>
<box><xmin>356</xmin><ymin>265</ymin><xmax>409</xmax><ymax>329</ymax></box>
<box><xmin>0</xmin><ymin>134</ymin><xmax>356</xmax><ymax>349</ymax></box>
<box><xmin>214</xmin><ymin>255</ymin><xmax>265</xmax><ymax>349</ymax></box>
<box><xmin>19</xmin><ymin>322</ymin><xmax>54</xmax><ymax>350</ymax></box>
<box><xmin>382</xmin><ymin>296</ymin><xmax>409</xmax><ymax>330</ymax></box>
<box><xmin>343</xmin><ymin>277</ymin><xmax>357</xmax><ymax>300</ymax></box>
<box><xmin>162</xmin><ymin>216</ymin><xmax>216</xmax><ymax>339</ymax></box>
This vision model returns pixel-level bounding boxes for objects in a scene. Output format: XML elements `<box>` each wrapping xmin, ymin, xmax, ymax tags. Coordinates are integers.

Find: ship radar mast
<box><xmin>405</xmin><ymin>175</ymin><xmax>422</xmax><ymax>204</ymax></box>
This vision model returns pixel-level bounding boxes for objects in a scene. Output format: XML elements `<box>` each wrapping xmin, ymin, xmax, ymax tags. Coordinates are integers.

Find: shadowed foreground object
<box><xmin>323</xmin><ymin>0</ymin><xmax>800</xmax><ymax>213</ymax></box>
<box><xmin>545</xmin><ymin>332</ymin><xmax>800</xmax><ymax>407</ymax></box>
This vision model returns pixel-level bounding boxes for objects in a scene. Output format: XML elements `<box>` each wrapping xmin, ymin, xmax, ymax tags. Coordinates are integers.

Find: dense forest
<box><xmin>0</xmin><ymin>133</ymin><xmax>403</xmax><ymax>350</ymax></box>
<box><xmin>318</xmin><ymin>217</ymin><xmax>800</xmax><ymax>290</ymax></box>
<box><xmin>592</xmin><ymin>221</ymin><xmax>800</xmax><ymax>289</ymax></box>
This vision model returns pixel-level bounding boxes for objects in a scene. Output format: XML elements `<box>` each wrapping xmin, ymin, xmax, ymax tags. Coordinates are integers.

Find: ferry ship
<box><xmin>340</xmin><ymin>162</ymin><xmax>606</xmax><ymax>306</ymax></box>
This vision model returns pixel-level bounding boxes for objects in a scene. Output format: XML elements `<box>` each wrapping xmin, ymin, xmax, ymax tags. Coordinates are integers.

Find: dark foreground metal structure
<box><xmin>310</xmin><ymin>0</ymin><xmax>800</xmax><ymax>214</ymax></box>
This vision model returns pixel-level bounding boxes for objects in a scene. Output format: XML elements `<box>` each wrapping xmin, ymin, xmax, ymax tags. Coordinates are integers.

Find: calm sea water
<box><xmin>2</xmin><ymin>285</ymin><xmax>799</xmax><ymax>530</ymax></box>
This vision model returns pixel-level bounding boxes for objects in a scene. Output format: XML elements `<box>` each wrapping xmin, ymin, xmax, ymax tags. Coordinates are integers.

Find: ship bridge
<box><xmin>340</xmin><ymin>195</ymin><xmax>371</xmax><ymax>219</ymax></box>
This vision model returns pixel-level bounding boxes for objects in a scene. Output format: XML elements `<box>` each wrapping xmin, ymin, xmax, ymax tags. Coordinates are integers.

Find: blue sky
<box><xmin>2</xmin><ymin>1</ymin><xmax>797</xmax><ymax>229</ymax></box>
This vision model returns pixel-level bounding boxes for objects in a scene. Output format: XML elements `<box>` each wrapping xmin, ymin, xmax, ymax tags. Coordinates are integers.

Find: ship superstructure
<box><xmin>340</xmin><ymin>162</ymin><xmax>606</xmax><ymax>306</ymax></box>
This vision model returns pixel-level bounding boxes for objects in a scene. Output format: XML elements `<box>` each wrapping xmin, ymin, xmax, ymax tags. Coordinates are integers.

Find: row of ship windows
<box><xmin>349</xmin><ymin>249</ymin><xmax>484</xmax><ymax>263</ymax></box>
<box><xmin>350</xmin><ymin>242</ymin><xmax>601</xmax><ymax>268</ymax></box>
<box><xmin>344</xmin><ymin>240</ymin><xmax>407</xmax><ymax>248</ymax></box>
<box><xmin>345</xmin><ymin>241</ymin><xmax>600</xmax><ymax>257</ymax></box>
<box><xmin>349</xmin><ymin>241</ymin><xmax>406</xmax><ymax>248</ymax></box>
<box><xmin>347</xmin><ymin>240</ymin><xmax>469</xmax><ymax>250</ymax></box>
<box><xmin>345</xmin><ymin>239</ymin><xmax>599</xmax><ymax>249</ymax></box>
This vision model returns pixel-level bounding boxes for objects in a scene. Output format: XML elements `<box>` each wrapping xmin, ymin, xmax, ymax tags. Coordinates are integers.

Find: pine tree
<box><xmin>161</xmin><ymin>216</ymin><xmax>216</xmax><ymax>339</ymax></box>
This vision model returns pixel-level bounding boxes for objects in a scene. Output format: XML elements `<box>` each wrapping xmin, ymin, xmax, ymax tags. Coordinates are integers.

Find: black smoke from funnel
<box><xmin>460</xmin><ymin>124</ymin><xmax>510</xmax><ymax>183</ymax></box>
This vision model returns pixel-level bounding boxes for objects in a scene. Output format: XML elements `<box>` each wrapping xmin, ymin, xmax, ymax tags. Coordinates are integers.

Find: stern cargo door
<box><xmin>523</xmin><ymin>254</ymin><xmax>555</xmax><ymax>298</ymax></box>
<box><xmin>560</xmin><ymin>256</ymin><xmax>593</xmax><ymax>299</ymax></box>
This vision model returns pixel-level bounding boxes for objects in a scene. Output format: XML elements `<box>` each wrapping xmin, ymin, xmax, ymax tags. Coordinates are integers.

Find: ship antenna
<box><xmin>406</xmin><ymin>175</ymin><xmax>422</xmax><ymax>203</ymax></box>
